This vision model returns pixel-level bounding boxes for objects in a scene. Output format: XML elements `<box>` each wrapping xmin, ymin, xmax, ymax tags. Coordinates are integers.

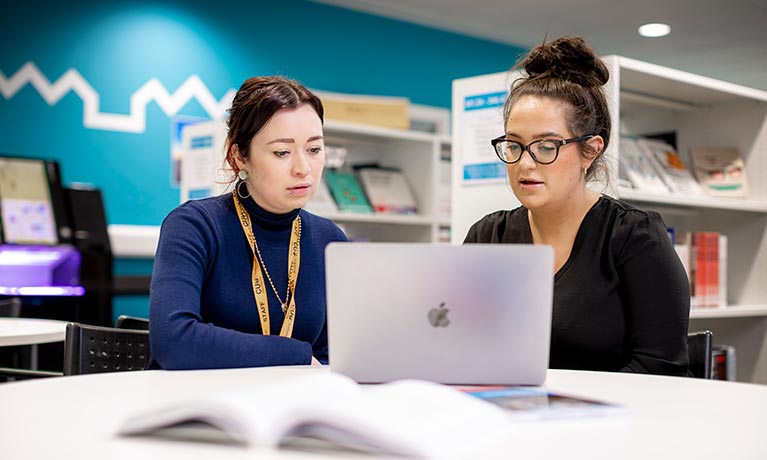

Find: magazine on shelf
<box><xmin>618</xmin><ymin>137</ymin><xmax>670</xmax><ymax>194</ymax></box>
<box><xmin>324</xmin><ymin>169</ymin><xmax>373</xmax><ymax>214</ymax></box>
<box><xmin>459</xmin><ymin>386</ymin><xmax>626</xmax><ymax>421</ymax></box>
<box><xmin>689</xmin><ymin>147</ymin><xmax>749</xmax><ymax>198</ymax></box>
<box><xmin>117</xmin><ymin>372</ymin><xmax>511</xmax><ymax>459</ymax></box>
<box><xmin>356</xmin><ymin>166</ymin><xmax>418</xmax><ymax>214</ymax></box>
<box><xmin>637</xmin><ymin>138</ymin><xmax>705</xmax><ymax>196</ymax></box>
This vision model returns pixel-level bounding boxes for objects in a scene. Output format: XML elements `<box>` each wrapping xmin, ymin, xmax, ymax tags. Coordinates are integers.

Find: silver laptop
<box><xmin>325</xmin><ymin>243</ymin><xmax>554</xmax><ymax>385</ymax></box>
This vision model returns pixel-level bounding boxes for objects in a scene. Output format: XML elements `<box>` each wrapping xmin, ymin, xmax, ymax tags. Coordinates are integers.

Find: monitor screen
<box><xmin>0</xmin><ymin>156</ymin><xmax>67</xmax><ymax>245</ymax></box>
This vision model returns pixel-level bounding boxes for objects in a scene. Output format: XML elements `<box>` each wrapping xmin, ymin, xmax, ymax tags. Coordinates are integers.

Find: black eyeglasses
<box><xmin>491</xmin><ymin>134</ymin><xmax>596</xmax><ymax>165</ymax></box>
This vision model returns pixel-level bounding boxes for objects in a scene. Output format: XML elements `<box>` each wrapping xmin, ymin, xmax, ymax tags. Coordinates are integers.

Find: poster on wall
<box><xmin>460</xmin><ymin>91</ymin><xmax>507</xmax><ymax>185</ymax></box>
<box><xmin>179</xmin><ymin>120</ymin><xmax>230</xmax><ymax>203</ymax></box>
<box><xmin>171</xmin><ymin>116</ymin><xmax>208</xmax><ymax>188</ymax></box>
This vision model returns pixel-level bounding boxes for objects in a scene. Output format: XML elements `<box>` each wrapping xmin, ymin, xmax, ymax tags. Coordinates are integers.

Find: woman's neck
<box><xmin>528</xmin><ymin>188</ymin><xmax>600</xmax><ymax>244</ymax></box>
<box><xmin>240</xmin><ymin>195</ymin><xmax>300</xmax><ymax>231</ymax></box>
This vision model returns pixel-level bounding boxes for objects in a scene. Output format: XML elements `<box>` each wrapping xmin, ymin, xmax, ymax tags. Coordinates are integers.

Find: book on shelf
<box><xmin>637</xmin><ymin>138</ymin><xmax>706</xmax><ymax>197</ymax></box>
<box><xmin>304</xmin><ymin>176</ymin><xmax>338</xmax><ymax>214</ymax></box>
<box><xmin>618</xmin><ymin>137</ymin><xmax>670</xmax><ymax>194</ymax></box>
<box><xmin>324</xmin><ymin>169</ymin><xmax>373</xmax><ymax>214</ymax></box>
<box><xmin>315</xmin><ymin>90</ymin><xmax>411</xmax><ymax>131</ymax></box>
<box><xmin>356</xmin><ymin>166</ymin><xmax>418</xmax><ymax>214</ymax></box>
<box><xmin>689</xmin><ymin>147</ymin><xmax>749</xmax><ymax>198</ymax></box>
<box><xmin>459</xmin><ymin>386</ymin><xmax>626</xmax><ymax>421</ymax></box>
<box><xmin>675</xmin><ymin>231</ymin><xmax>727</xmax><ymax>307</ymax></box>
<box><xmin>712</xmin><ymin>344</ymin><xmax>737</xmax><ymax>381</ymax></box>
<box><xmin>117</xmin><ymin>372</ymin><xmax>511</xmax><ymax>459</ymax></box>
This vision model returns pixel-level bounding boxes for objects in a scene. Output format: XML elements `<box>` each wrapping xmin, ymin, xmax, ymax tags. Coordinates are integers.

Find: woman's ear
<box><xmin>231</xmin><ymin>143</ymin><xmax>247</xmax><ymax>170</ymax></box>
<box><xmin>581</xmin><ymin>135</ymin><xmax>604</xmax><ymax>173</ymax></box>
<box><xmin>587</xmin><ymin>134</ymin><xmax>605</xmax><ymax>158</ymax></box>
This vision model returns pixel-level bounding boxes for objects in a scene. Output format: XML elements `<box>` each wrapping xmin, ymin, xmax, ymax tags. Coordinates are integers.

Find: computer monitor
<box><xmin>0</xmin><ymin>155</ymin><xmax>71</xmax><ymax>245</ymax></box>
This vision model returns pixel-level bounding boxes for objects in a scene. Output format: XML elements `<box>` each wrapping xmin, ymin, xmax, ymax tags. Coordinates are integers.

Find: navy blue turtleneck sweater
<box><xmin>149</xmin><ymin>193</ymin><xmax>348</xmax><ymax>370</ymax></box>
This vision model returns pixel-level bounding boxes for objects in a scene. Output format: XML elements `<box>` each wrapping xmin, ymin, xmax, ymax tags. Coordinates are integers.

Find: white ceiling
<box><xmin>314</xmin><ymin>0</ymin><xmax>767</xmax><ymax>91</ymax></box>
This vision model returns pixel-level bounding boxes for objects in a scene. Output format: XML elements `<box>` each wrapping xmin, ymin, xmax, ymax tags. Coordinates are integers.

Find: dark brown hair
<box><xmin>505</xmin><ymin>36</ymin><xmax>611</xmax><ymax>181</ymax></box>
<box><xmin>224</xmin><ymin>76</ymin><xmax>324</xmax><ymax>178</ymax></box>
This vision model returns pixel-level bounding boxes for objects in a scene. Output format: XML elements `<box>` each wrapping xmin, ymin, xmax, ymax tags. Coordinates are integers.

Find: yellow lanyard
<box><xmin>233</xmin><ymin>191</ymin><xmax>301</xmax><ymax>337</ymax></box>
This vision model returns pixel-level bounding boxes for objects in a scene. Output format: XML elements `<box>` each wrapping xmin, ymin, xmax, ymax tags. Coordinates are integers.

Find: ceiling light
<box><xmin>638</xmin><ymin>23</ymin><xmax>671</xmax><ymax>38</ymax></box>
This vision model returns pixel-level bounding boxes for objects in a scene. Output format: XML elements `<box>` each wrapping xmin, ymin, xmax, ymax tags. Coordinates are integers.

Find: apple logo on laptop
<box><xmin>428</xmin><ymin>302</ymin><xmax>450</xmax><ymax>327</ymax></box>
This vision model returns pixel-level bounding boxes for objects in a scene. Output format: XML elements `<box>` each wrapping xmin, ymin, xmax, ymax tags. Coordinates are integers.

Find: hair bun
<box><xmin>523</xmin><ymin>36</ymin><xmax>609</xmax><ymax>87</ymax></box>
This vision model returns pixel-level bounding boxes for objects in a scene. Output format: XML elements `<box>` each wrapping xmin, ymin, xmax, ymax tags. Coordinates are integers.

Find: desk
<box><xmin>1</xmin><ymin>367</ymin><xmax>765</xmax><ymax>459</ymax></box>
<box><xmin>0</xmin><ymin>317</ymin><xmax>67</xmax><ymax>369</ymax></box>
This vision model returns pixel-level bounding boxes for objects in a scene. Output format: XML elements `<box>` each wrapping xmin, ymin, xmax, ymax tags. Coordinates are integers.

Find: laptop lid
<box><xmin>325</xmin><ymin>243</ymin><xmax>554</xmax><ymax>385</ymax></box>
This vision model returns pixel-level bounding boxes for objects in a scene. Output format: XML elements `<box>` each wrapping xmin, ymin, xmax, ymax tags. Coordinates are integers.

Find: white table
<box><xmin>0</xmin><ymin>317</ymin><xmax>67</xmax><ymax>369</ymax></box>
<box><xmin>1</xmin><ymin>367</ymin><xmax>765</xmax><ymax>459</ymax></box>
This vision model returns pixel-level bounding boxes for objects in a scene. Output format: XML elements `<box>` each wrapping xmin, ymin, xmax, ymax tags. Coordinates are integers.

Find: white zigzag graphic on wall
<box><xmin>0</xmin><ymin>62</ymin><xmax>236</xmax><ymax>133</ymax></box>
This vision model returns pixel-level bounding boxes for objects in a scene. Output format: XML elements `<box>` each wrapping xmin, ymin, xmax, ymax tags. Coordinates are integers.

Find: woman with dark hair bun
<box><xmin>465</xmin><ymin>37</ymin><xmax>691</xmax><ymax>376</ymax></box>
<box><xmin>149</xmin><ymin>76</ymin><xmax>347</xmax><ymax>370</ymax></box>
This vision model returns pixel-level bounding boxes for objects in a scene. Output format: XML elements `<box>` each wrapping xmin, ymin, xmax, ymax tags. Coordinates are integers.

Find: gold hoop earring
<box><xmin>236</xmin><ymin>180</ymin><xmax>251</xmax><ymax>199</ymax></box>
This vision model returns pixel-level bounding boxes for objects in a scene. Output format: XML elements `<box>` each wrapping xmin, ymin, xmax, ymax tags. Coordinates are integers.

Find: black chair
<box><xmin>0</xmin><ymin>297</ymin><xmax>21</xmax><ymax>317</ymax></box>
<box><xmin>114</xmin><ymin>315</ymin><xmax>149</xmax><ymax>331</ymax></box>
<box><xmin>1</xmin><ymin>321</ymin><xmax>151</xmax><ymax>382</ymax></box>
<box><xmin>64</xmin><ymin>322</ymin><xmax>150</xmax><ymax>375</ymax></box>
<box><xmin>687</xmin><ymin>330</ymin><xmax>713</xmax><ymax>379</ymax></box>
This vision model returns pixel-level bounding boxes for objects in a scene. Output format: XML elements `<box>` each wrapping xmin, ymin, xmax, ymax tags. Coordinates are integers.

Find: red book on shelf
<box><xmin>693</xmin><ymin>232</ymin><xmax>707</xmax><ymax>307</ymax></box>
<box><xmin>709</xmin><ymin>232</ymin><xmax>720</xmax><ymax>307</ymax></box>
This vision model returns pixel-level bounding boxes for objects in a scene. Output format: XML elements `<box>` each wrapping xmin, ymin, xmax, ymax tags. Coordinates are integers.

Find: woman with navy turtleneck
<box><xmin>149</xmin><ymin>76</ymin><xmax>347</xmax><ymax>370</ymax></box>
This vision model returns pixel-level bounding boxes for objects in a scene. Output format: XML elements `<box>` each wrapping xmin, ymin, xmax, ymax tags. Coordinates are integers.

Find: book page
<box><xmin>275</xmin><ymin>379</ymin><xmax>511</xmax><ymax>458</ymax></box>
<box><xmin>118</xmin><ymin>374</ymin><xmax>512</xmax><ymax>458</ymax></box>
<box><xmin>117</xmin><ymin>372</ymin><xmax>360</xmax><ymax>447</ymax></box>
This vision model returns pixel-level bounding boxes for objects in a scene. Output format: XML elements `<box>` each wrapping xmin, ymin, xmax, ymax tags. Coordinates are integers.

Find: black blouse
<box><xmin>464</xmin><ymin>195</ymin><xmax>691</xmax><ymax>376</ymax></box>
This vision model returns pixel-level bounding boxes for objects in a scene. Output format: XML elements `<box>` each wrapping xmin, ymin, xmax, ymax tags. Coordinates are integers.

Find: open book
<box><xmin>117</xmin><ymin>372</ymin><xmax>511</xmax><ymax>459</ymax></box>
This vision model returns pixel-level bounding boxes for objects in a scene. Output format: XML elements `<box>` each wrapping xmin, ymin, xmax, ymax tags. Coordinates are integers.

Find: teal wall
<box><xmin>1</xmin><ymin>0</ymin><xmax>525</xmax><ymax>320</ymax></box>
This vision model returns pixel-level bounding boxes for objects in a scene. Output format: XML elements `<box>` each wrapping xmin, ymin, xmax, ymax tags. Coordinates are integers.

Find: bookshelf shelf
<box><xmin>618</xmin><ymin>188</ymin><xmax>767</xmax><ymax>213</ymax></box>
<box><xmin>602</xmin><ymin>55</ymin><xmax>767</xmax><ymax>384</ymax></box>
<box><xmin>324</xmin><ymin>120</ymin><xmax>438</xmax><ymax>143</ymax></box>
<box><xmin>318</xmin><ymin>212</ymin><xmax>434</xmax><ymax>226</ymax></box>
<box><xmin>690</xmin><ymin>305</ymin><xmax>767</xmax><ymax>319</ymax></box>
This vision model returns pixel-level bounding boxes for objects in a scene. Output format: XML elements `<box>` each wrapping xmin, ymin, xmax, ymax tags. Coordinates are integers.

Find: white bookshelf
<box><xmin>307</xmin><ymin>118</ymin><xmax>450</xmax><ymax>243</ymax></box>
<box><xmin>602</xmin><ymin>55</ymin><xmax>767</xmax><ymax>384</ymax></box>
<box><xmin>452</xmin><ymin>57</ymin><xmax>767</xmax><ymax>383</ymax></box>
<box><xmin>690</xmin><ymin>305</ymin><xmax>767</xmax><ymax>320</ymax></box>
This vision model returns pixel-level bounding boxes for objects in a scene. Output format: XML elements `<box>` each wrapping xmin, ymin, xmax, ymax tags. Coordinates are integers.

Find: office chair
<box><xmin>0</xmin><ymin>297</ymin><xmax>21</xmax><ymax>317</ymax></box>
<box><xmin>114</xmin><ymin>315</ymin><xmax>149</xmax><ymax>331</ymax></box>
<box><xmin>687</xmin><ymin>330</ymin><xmax>713</xmax><ymax>379</ymax></box>
<box><xmin>1</xmin><ymin>322</ymin><xmax>151</xmax><ymax>382</ymax></box>
<box><xmin>64</xmin><ymin>322</ymin><xmax>150</xmax><ymax>375</ymax></box>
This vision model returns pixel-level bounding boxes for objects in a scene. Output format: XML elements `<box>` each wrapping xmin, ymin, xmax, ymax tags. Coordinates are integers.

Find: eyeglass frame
<box><xmin>490</xmin><ymin>134</ymin><xmax>597</xmax><ymax>165</ymax></box>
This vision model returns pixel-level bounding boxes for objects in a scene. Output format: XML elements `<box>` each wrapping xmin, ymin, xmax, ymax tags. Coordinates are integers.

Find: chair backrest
<box><xmin>114</xmin><ymin>315</ymin><xmax>149</xmax><ymax>331</ymax></box>
<box><xmin>687</xmin><ymin>330</ymin><xmax>713</xmax><ymax>379</ymax></box>
<box><xmin>63</xmin><ymin>322</ymin><xmax>150</xmax><ymax>375</ymax></box>
<box><xmin>0</xmin><ymin>297</ymin><xmax>21</xmax><ymax>317</ymax></box>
